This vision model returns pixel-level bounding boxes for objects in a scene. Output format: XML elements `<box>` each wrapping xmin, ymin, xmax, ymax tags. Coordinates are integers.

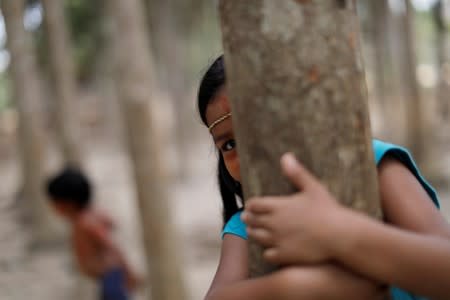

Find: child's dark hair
<box><xmin>198</xmin><ymin>55</ymin><xmax>243</xmax><ymax>225</ymax></box>
<box><xmin>46</xmin><ymin>167</ymin><xmax>92</xmax><ymax>210</ymax></box>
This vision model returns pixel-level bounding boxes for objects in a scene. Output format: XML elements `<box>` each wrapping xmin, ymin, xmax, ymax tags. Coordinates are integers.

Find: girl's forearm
<box><xmin>333</xmin><ymin>210</ymin><xmax>450</xmax><ymax>299</ymax></box>
<box><xmin>206</xmin><ymin>265</ymin><xmax>382</xmax><ymax>300</ymax></box>
<box><xmin>205</xmin><ymin>267</ymin><xmax>330</xmax><ymax>300</ymax></box>
<box><xmin>205</xmin><ymin>272</ymin><xmax>284</xmax><ymax>300</ymax></box>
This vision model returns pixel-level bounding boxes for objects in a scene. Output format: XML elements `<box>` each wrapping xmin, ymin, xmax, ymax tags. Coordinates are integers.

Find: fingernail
<box><xmin>264</xmin><ymin>248</ymin><xmax>277</xmax><ymax>259</ymax></box>
<box><xmin>241</xmin><ymin>212</ymin><xmax>248</xmax><ymax>221</ymax></box>
<box><xmin>281</xmin><ymin>153</ymin><xmax>298</xmax><ymax>171</ymax></box>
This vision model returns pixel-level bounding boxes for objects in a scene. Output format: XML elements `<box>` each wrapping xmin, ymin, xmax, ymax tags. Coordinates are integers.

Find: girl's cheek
<box><xmin>224</xmin><ymin>151</ymin><xmax>240</xmax><ymax>182</ymax></box>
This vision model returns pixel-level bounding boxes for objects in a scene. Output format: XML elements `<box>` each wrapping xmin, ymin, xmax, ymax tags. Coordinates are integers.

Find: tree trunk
<box><xmin>145</xmin><ymin>0</ymin><xmax>191</xmax><ymax>179</ymax></box>
<box><xmin>41</xmin><ymin>0</ymin><xmax>82</xmax><ymax>167</ymax></box>
<box><xmin>1</xmin><ymin>0</ymin><xmax>55</xmax><ymax>243</ymax></box>
<box><xmin>219</xmin><ymin>0</ymin><xmax>381</xmax><ymax>277</ymax></box>
<box><xmin>433</xmin><ymin>0</ymin><xmax>450</xmax><ymax>122</ymax></box>
<box><xmin>109</xmin><ymin>0</ymin><xmax>188</xmax><ymax>299</ymax></box>
<box><xmin>369</xmin><ymin>0</ymin><xmax>390</xmax><ymax>121</ymax></box>
<box><xmin>403</xmin><ymin>1</ymin><xmax>425</xmax><ymax>163</ymax></box>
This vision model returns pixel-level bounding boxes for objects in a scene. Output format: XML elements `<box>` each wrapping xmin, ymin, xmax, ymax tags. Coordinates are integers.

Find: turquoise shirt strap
<box><xmin>222</xmin><ymin>211</ymin><xmax>248</xmax><ymax>240</ymax></box>
<box><xmin>372</xmin><ymin>140</ymin><xmax>440</xmax><ymax>208</ymax></box>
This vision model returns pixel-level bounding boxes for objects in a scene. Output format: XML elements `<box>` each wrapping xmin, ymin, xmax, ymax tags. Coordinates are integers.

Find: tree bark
<box><xmin>109</xmin><ymin>0</ymin><xmax>188</xmax><ymax>299</ymax></box>
<box><xmin>41</xmin><ymin>0</ymin><xmax>82</xmax><ymax>167</ymax></box>
<box><xmin>1</xmin><ymin>0</ymin><xmax>55</xmax><ymax>243</ymax></box>
<box><xmin>219</xmin><ymin>0</ymin><xmax>381</xmax><ymax>277</ymax></box>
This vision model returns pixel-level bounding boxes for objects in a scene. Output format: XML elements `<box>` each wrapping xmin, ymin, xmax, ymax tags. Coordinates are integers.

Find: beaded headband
<box><xmin>208</xmin><ymin>112</ymin><xmax>232</xmax><ymax>131</ymax></box>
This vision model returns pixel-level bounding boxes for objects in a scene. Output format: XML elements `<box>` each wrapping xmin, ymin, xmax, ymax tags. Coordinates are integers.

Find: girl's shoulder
<box><xmin>372</xmin><ymin>139</ymin><xmax>440</xmax><ymax>208</ymax></box>
<box><xmin>222</xmin><ymin>211</ymin><xmax>247</xmax><ymax>240</ymax></box>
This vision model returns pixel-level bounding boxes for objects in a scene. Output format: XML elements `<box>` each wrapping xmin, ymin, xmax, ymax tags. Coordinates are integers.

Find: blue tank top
<box><xmin>222</xmin><ymin>139</ymin><xmax>439</xmax><ymax>300</ymax></box>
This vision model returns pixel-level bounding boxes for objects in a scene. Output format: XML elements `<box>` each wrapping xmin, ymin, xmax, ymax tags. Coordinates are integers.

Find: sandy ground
<box><xmin>0</xmin><ymin>134</ymin><xmax>449</xmax><ymax>300</ymax></box>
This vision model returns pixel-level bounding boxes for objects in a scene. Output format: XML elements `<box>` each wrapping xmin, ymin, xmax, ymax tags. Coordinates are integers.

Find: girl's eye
<box><xmin>221</xmin><ymin>139</ymin><xmax>236</xmax><ymax>152</ymax></box>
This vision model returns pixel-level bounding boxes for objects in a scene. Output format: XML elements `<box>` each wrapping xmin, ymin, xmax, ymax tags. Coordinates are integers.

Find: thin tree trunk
<box><xmin>145</xmin><ymin>0</ymin><xmax>191</xmax><ymax>178</ymax></box>
<box><xmin>403</xmin><ymin>1</ymin><xmax>425</xmax><ymax>163</ymax></box>
<box><xmin>93</xmin><ymin>1</ymin><xmax>124</xmax><ymax>143</ymax></box>
<box><xmin>219</xmin><ymin>0</ymin><xmax>381</xmax><ymax>277</ymax></box>
<box><xmin>434</xmin><ymin>0</ymin><xmax>450</xmax><ymax>122</ymax></box>
<box><xmin>386</xmin><ymin>2</ymin><xmax>408</xmax><ymax>143</ymax></box>
<box><xmin>41</xmin><ymin>0</ymin><xmax>82</xmax><ymax>167</ymax></box>
<box><xmin>369</xmin><ymin>0</ymin><xmax>390</xmax><ymax>119</ymax></box>
<box><xmin>1</xmin><ymin>0</ymin><xmax>55</xmax><ymax>243</ymax></box>
<box><xmin>109</xmin><ymin>0</ymin><xmax>188</xmax><ymax>299</ymax></box>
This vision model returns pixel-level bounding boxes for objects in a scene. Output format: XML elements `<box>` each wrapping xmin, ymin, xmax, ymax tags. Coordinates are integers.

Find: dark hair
<box><xmin>198</xmin><ymin>55</ymin><xmax>243</xmax><ymax>225</ymax></box>
<box><xmin>46</xmin><ymin>167</ymin><xmax>92</xmax><ymax>210</ymax></box>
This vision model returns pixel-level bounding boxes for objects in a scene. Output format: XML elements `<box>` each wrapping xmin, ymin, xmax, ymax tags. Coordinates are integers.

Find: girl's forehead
<box><xmin>206</xmin><ymin>91</ymin><xmax>231</xmax><ymax>126</ymax></box>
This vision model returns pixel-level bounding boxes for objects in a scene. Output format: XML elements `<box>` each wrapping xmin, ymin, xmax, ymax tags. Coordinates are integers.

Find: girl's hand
<box><xmin>277</xmin><ymin>264</ymin><xmax>387</xmax><ymax>300</ymax></box>
<box><xmin>242</xmin><ymin>153</ymin><xmax>350</xmax><ymax>265</ymax></box>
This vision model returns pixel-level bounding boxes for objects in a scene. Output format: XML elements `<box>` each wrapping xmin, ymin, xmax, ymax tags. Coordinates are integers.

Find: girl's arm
<box><xmin>331</xmin><ymin>156</ymin><xmax>450</xmax><ymax>299</ymax></box>
<box><xmin>243</xmin><ymin>154</ymin><xmax>450</xmax><ymax>299</ymax></box>
<box><xmin>205</xmin><ymin>235</ymin><xmax>384</xmax><ymax>300</ymax></box>
<box><xmin>331</xmin><ymin>204</ymin><xmax>450</xmax><ymax>300</ymax></box>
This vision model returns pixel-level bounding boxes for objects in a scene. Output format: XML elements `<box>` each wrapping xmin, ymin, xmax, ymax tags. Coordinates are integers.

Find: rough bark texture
<box><xmin>109</xmin><ymin>0</ymin><xmax>188</xmax><ymax>299</ymax></box>
<box><xmin>41</xmin><ymin>0</ymin><xmax>82</xmax><ymax>167</ymax></box>
<box><xmin>1</xmin><ymin>0</ymin><xmax>56</xmax><ymax>243</ymax></box>
<box><xmin>219</xmin><ymin>0</ymin><xmax>381</xmax><ymax>277</ymax></box>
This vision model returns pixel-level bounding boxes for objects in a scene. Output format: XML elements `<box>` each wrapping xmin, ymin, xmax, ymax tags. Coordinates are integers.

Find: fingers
<box><xmin>241</xmin><ymin>210</ymin><xmax>271</xmax><ymax>228</ymax></box>
<box><xmin>247</xmin><ymin>228</ymin><xmax>274</xmax><ymax>247</ymax></box>
<box><xmin>281</xmin><ymin>152</ymin><xmax>320</xmax><ymax>192</ymax></box>
<box><xmin>263</xmin><ymin>247</ymin><xmax>291</xmax><ymax>266</ymax></box>
<box><xmin>263</xmin><ymin>248</ymin><xmax>280</xmax><ymax>264</ymax></box>
<box><xmin>245</xmin><ymin>197</ymin><xmax>275</xmax><ymax>214</ymax></box>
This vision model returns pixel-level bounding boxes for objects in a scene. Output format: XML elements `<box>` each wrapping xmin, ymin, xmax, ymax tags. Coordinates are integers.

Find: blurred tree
<box><xmin>65</xmin><ymin>0</ymin><xmax>104</xmax><ymax>83</ymax></box>
<box><xmin>433</xmin><ymin>0</ymin><xmax>450</xmax><ymax>121</ymax></box>
<box><xmin>401</xmin><ymin>0</ymin><xmax>425</xmax><ymax>163</ymax></box>
<box><xmin>144</xmin><ymin>0</ymin><xmax>206</xmax><ymax>178</ymax></box>
<box><xmin>1</xmin><ymin>0</ymin><xmax>55</xmax><ymax>243</ymax></box>
<box><xmin>33</xmin><ymin>0</ymin><xmax>104</xmax><ymax>83</ymax></box>
<box><xmin>109</xmin><ymin>0</ymin><xmax>188</xmax><ymax>299</ymax></box>
<box><xmin>369</xmin><ymin>0</ymin><xmax>390</xmax><ymax>119</ymax></box>
<box><xmin>219</xmin><ymin>0</ymin><xmax>382</xmax><ymax>277</ymax></box>
<box><xmin>41</xmin><ymin>0</ymin><xmax>82</xmax><ymax>167</ymax></box>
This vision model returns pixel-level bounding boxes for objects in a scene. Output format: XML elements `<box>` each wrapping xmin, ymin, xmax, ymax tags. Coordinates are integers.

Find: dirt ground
<box><xmin>0</xmin><ymin>132</ymin><xmax>449</xmax><ymax>300</ymax></box>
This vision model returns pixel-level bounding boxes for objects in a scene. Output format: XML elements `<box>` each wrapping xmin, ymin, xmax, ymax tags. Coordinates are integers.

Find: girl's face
<box><xmin>205</xmin><ymin>88</ymin><xmax>241</xmax><ymax>182</ymax></box>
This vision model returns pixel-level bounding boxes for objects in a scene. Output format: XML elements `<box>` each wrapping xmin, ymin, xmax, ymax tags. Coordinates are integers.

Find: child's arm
<box><xmin>205</xmin><ymin>235</ymin><xmax>384</xmax><ymax>300</ymax></box>
<box><xmin>84</xmin><ymin>220</ymin><xmax>139</xmax><ymax>287</ymax></box>
<box><xmin>243</xmin><ymin>153</ymin><xmax>450</xmax><ymax>299</ymax></box>
<box><xmin>96</xmin><ymin>210</ymin><xmax>116</xmax><ymax>230</ymax></box>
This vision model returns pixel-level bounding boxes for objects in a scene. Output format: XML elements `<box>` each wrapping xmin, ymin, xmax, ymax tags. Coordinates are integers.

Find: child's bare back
<box><xmin>73</xmin><ymin>210</ymin><xmax>122</xmax><ymax>278</ymax></box>
<box><xmin>46</xmin><ymin>168</ymin><xmax>141</xmax><ymax>299</ymax></box>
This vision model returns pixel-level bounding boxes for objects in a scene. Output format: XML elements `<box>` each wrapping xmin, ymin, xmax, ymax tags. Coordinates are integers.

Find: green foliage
<box><xmin>33</xmin><ymin>0</ymin><xmax>104</xmax><ymax>83</ymax></box>
<box><xmin>65</xmin><ymin>0</ymin><xmax>104</xmax><ymax>82</ymax></box>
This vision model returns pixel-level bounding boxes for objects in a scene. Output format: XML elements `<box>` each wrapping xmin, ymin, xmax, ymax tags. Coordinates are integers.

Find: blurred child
<box><xmin>46</xmin><ymin>167</ymin><xmax>141</xmax><ymax>300</ymax></box>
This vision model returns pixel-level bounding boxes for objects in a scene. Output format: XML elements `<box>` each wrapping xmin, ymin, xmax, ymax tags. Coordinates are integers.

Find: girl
<box><xmin>198</xmin><ymin>56</ymin><xmax>450</xmax><ymax>300</ymax></box>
